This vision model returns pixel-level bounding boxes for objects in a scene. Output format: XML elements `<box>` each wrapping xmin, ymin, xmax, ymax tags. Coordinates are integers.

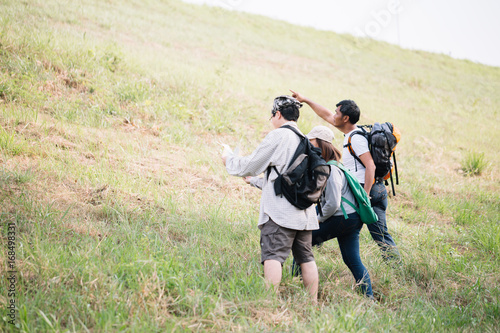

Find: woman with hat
<box><xmin>293</xmin><ymin>125</ymin><xmax>374</xmax><ymax>299</ymax></box>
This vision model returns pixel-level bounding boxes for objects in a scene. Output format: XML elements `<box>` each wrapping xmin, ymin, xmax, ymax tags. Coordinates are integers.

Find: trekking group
<box><xmin>221</xmin><ymin>92</ymin><xmax>401</xmax><ymax>302</ymax></box>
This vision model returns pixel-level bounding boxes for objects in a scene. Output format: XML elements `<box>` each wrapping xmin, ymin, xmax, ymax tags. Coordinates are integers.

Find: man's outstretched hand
<box><xmin>290</xmin><ymin>89</ymin><xmax>306</xmax><ymax>103</ymax></box>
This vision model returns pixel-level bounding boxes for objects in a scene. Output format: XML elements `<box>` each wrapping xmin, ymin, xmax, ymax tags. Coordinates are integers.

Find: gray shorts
<box><xmin>260</xmin><ymin>219</ymin><xmax>315</xmax><ymax>265</ymax></box>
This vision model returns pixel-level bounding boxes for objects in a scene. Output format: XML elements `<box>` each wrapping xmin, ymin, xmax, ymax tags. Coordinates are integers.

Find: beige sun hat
<box><xmin>306</xmin><ymin>126</ymin><xmax>334</xmax><ymax>142</ymax></box>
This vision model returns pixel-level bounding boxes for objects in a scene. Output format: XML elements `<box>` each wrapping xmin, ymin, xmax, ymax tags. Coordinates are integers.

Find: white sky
<box><xmin>182</xmin><ymin>0</ymin><xmax>500</xmax><ymax>67</ymax></box>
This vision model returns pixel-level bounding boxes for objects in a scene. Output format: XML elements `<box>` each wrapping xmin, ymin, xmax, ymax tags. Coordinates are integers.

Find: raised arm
<box><xmin>290</xmin><ymin>89</ymin><xmax>335</xmax><ymax>125</ymax></box>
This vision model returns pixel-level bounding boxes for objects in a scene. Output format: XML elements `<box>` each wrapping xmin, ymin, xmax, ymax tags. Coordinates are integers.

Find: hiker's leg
<box><xmin>311</xmin><ymin>218</ymin><xmax>342</xmax><ymax>246</ymax></box>
<box><xmin>260</xmin><ymin>219</ymin><xmax>293</xmax><ymax>291</ymax></box>
<box><xmin>292</xmin><ymin>218</ymin><xmax>338</xmax><ymax>277</ymax></box>
<box><xmin>263</xmin><ymin>259</ymin><xmax>282</xmax><ymax>292</ymax></box>
<box><xmin>300</xmin><ymin>261</ymin><xmax>318</xmax><ymax>302</ymax></box>
<box><xmin>368</xmin><ymin>182</ymin><xmax>400</xmax><ymax>261</ymax></box>
<box><xmin>292</xmin><ymin>230</ymin><xmax>317</xmax><ymax>303</ymax></box>
<box><xmin>337</xmin><ymin>219</ymin><xmax>373</xmax><ymax>297</ymax></box>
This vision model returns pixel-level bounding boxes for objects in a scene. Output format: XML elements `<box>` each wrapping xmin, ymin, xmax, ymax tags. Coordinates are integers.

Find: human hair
<box><xmin>279</xmin><ymin>104</ymin><xmax>300</xmax><ymax>122</ymax></box>
<box><xmin>316</xmin><ymin>138</ymin><xmax>342</xmax><ymax>162</ymax></box>
<box><xmin>336</xmin><ymin>100</ymin><xmax>360</xmax><ymax>124</ymax></box>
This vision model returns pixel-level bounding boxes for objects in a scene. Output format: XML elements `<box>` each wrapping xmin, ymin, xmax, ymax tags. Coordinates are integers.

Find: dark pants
<box><xmin>292</xmin><ymin>213</ymin><xmax>373</xmax><ymax>297</ymax></box>
<box><xmin>366</xmin><ymin>182</ymin><xmax>401</xmax><ymax>261</ymax></box>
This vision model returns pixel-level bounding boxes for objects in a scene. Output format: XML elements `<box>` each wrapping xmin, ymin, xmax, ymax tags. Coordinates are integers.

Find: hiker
<box><xmin>290</xmin><ymin>90</ymin><xmax>401</xmax><ymax>262</ymax></box>
<box><xmin>292</xmin><ymin>126</ymin><xmax>374</xmax><ymax>298</ymax></box>
<box><xmin>221</xmin><ymin>95</ymin><xmax>319</xmax><ymax>302</ymax></box>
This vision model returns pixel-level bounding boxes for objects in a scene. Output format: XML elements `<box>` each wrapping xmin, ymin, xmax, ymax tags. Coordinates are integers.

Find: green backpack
<box><xmin>327</xmin><ymin>160</ymin><xmax>378</xmax><ymax>225</ymax></box>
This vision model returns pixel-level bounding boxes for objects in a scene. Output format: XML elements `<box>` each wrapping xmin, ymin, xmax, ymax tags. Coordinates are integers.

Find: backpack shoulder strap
<box><xmin>343</xmin><ymin>129</ymin><xmax>367</xmax><ymax>168</ymax></box>
<box><xmin>266</xmin><ymin>165</ymin><xmax>279</xmax><ymax>180</ymax></box>
<box><xmin>280</xmin><ymin>124</ymin><xmax>304</xmax><ymax>139</ymax></box>
<box><xmin>267</xmin><ymin>125</ymin><xmax>303</xmax><ymax>180</ymax></box>
<box><xmin>341</xmin><ymin>197</ymin><xmax>359</xmax><ymax>216</ymax></box>
<box><xmin>327</xmin><ymin>159</ymin><xmax>343</xmax><ymax>169</ymax></box>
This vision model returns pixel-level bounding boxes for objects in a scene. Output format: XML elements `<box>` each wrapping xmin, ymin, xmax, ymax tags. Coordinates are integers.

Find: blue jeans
<box><xmin>366</xmin><ymin>181</ymin><xmax>400</xmax><ymax>261</ymax></box>
<box><xmin>292</xmin><ymin>213</ymin><xmax>373</xmax><ymax>297</ymax></box>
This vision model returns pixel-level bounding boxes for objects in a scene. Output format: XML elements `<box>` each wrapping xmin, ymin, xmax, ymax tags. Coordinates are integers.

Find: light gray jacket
<box><xmin>318</xmin><ymin>164</ymin><xmax>357</xmax><ymax>223</ymax></box>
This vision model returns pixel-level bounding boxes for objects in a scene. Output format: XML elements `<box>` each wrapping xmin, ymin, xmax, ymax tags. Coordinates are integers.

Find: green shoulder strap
<box><xmin>327</xmin><ymin>161</ymin><xmax>360</xmax><ymax>219</ymax></box>
<box><xmin>327</xmin><ymin>160</ymin><xmax>378</xmax><ymax>225</ymax></box>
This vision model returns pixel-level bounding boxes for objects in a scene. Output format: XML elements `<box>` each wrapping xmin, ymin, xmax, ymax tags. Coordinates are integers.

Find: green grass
<box><xmin>0</xmin><ymin>0</ymin><xmax>499</xmax><ymax>331</ymax></box>
<box><xmin>461</xmin><ymin>151</ymin><xmax>488</xmax><ymax>176</ymax></box>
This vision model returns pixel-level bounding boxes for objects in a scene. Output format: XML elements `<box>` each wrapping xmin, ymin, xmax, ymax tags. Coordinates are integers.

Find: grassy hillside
<box><xmin>1</xmin><ymin>0</ymin><xmax>499</xmax><ymax>331</ymax></box>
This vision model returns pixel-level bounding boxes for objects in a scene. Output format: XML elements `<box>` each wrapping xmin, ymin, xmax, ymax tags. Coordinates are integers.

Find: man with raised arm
<box><xmin>291</xmin><ymin>90</ymin><xmax>400</xmax><ymax>262</ymax></box>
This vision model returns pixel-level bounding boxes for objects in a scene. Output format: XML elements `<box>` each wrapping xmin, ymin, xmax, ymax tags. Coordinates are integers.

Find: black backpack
<box><xmin>344</xmin><ymin>122</ymin><xmax>401</xmax><ymax>196</ymax></box>
<box><xmin>270</xmin><ymin>125</ymin><xmax>331</xmax><ymax>210</ymax></box>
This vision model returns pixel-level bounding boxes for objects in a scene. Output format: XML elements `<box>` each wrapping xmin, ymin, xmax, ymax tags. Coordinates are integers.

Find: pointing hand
<box><xmin>290</xmin><ymin>89</ymin><xmax>304</xmax><ymax>102</ymax></box>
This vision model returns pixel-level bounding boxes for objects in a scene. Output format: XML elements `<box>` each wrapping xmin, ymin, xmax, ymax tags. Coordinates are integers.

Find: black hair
<box><xmin>278</xmin><ymin>104</ymin><xmax>300</xmax><ymax>122</ymax></box>
<box><xmin>336</xmin><ymin>100</ymin><xmax>360</xmax><ymax>124</ymax></box>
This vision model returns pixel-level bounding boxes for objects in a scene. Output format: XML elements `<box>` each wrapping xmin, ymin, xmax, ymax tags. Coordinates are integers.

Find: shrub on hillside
<box><xmin>461</xmin><ymin>151</ymin><xmax>488</xmax><ymax>176</ymax></box>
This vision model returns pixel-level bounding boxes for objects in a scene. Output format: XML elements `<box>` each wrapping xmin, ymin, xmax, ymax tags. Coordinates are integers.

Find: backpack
<box><xmin>344</xmin><ymin>122</ymin><xmax>401</xmax><ymax>196</ymax></box>
<box><xmin>327</xmin><ymin>160</ymin><xmax>378</xmax><ymax>225</ymax></box>
<box><xmin>270</xmin><ymin>125</ymin><xmax>331</xmax><ymax>210</ymax></box>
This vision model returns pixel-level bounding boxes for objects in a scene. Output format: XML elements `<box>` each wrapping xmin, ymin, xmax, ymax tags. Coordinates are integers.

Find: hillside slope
<box><xmin>1</xmin><ymin>0</ymin><xmax>499</xmax><ymax>331</ymax></box>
